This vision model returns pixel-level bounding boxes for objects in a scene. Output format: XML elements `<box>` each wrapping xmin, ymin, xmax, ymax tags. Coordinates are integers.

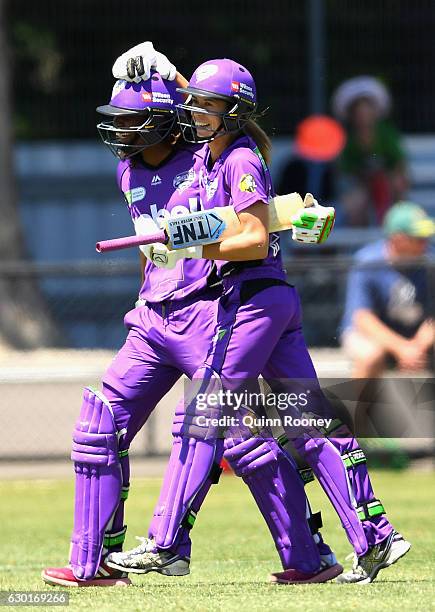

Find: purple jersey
<box><xmin>117</xmin><ymin>145</ymin><xmax>216</xmax><ymax>302</ymax></box>
<box><xmin>198</xmin><ymin>134</ymin><xmax>285</xmax><ymax>281</ymax></box>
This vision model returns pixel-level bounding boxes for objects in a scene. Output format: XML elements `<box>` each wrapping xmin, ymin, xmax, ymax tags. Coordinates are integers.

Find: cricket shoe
<box><xmin>269</xmin><ymin>553</ymin><xmax>343</xmax><ymax>584</ymax></box>
<box><xmin>335</xmin><ymin>530</ymin><xmax>411</xmax><ymax>584</ymax></box>
<box><xmin>41</xmin><ymin>562</ymin><xmax>131</xmax><ymax>587</ymax></box>
<box><xmin>106</xmin><ymin>536</ymin><xmax>190</xmax><ymax>576</ymax></box>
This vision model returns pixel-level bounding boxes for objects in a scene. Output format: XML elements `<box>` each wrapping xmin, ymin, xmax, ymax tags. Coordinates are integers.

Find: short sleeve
<box><xmin>224</xmin><ymin>150</ymin><xmax>269</xmax><ymax>214</ymax></box>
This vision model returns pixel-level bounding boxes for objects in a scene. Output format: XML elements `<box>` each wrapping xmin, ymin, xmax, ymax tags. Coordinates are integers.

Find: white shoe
<box><xmin>106</xmin><ymin>537</ymin><xmax>190</xmax><ymax>576</ymax></box>
<box><xmin>335</xmin><ymin>531</ymin><xmax>411</xmax><ymax>584</ymax></box>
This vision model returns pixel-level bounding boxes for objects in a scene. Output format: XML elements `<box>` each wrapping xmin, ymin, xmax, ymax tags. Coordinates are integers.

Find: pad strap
<box><xmin>103</xmin><ymin>525</ymin><xmax>127</xmax><ymax>548</ymax></box>
<box><xmin>317</xmin><ymin>418</ymin><xmax>343</xmax><ymax>436</ymax></box>
<box><xmin>298</xmin><ymin>467</ymin><xmax>315</xmax><ymax>485</ymax></box>
<box><xmin>181</xmin><ymin>510</ymin><xmax>197</xmax><ymax>531</ymax></box>
<box><xmin>342</xmin><ymin>448</ymin><xmax>366</xmax><ymax>468</ymax></box>
<box><xmin>308</xmin><ymin>511</ymin><xmax>323</xmax><ymax>535</ymax></box>
<box><xmin>120</xmin><ymin>484</ymin><xmax>130</xmax><ymax>501</ymax></box>
<box><xmin>209</xmin><ymin>462</ymin><xmax>224</xmax><ymax>484</ymax></box>
<box><xmin>357</xmin><ymin>499</ymin><xmax>385</xmax><ymax>521</ymax></box>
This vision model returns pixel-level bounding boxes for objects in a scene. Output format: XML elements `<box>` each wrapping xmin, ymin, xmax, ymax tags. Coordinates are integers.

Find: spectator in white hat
<box><xmin>332</xmin><ymin>76</ymin><xmax>409</xmax><ymax>226</ymax></box>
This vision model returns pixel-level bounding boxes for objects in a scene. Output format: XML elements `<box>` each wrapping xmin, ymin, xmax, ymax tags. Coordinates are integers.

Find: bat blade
<box><xmin>166</xmin><ymin>207</ymin><xmax>239</xmax><ymax>249</ymax></box>
<box><xmin>268</xmin><ymin>192</ymin><xmax>305</xmax><ymax>232</ymax></box>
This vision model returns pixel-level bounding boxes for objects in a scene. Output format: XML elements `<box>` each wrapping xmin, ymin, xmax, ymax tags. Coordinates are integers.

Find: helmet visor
<box><xmin>96</xmin><ymin>109</ymin><xmax>176</xmax><ymax>159</ymax></box>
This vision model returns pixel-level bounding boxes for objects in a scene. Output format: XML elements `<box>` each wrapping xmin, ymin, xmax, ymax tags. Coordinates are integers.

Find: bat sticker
<box><xmin>167</xmin><ymin>210</ymin><xmax>227</xmax><ymax>249</ymax></box>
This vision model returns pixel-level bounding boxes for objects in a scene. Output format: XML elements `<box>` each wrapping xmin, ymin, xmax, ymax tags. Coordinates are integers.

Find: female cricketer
<box><xmin>106</xmin><ymin>47</ymin><xmax>410</xmax><ymax>585</ymax></box>
<box><xmin>42</xmin><ymin>68</ymin><xmax>340</xmax><ymax>588</ymax></box>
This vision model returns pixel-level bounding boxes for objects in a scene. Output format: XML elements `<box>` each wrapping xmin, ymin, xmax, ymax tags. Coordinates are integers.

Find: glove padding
<box><xmin>112</xmin><ymin>41</ymin><xmax>176</xmax><ymax>83</ymax></box>
<box><xmin>149</xmin><ymin>243</ymin><xmax>203</xmax><ymax>269</ymax></box>
<box><xmin>292</xmin><ymin>195</ymin><xmax>335</xmax><ymax>244</ymax></box>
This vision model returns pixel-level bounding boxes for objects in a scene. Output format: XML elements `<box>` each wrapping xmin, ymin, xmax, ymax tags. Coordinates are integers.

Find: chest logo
<box><xmin>151</xmin><ymin>175</ymin><xmax>162</xmax><ymax>185</ymax></box>
<box><xmin>125</xmin><ymin>186</ymin><xmax>146</xmax><ymax>205</ymax></box>
<box><xmin>173</xmin><ymin>168</ymin><xmax>196</xmax><ymax>193</ymax></box>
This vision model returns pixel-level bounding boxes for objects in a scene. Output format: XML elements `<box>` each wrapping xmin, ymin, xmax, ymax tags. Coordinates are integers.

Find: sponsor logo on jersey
<box><xmin>151</xmin><ymin>175</ymin><xmax>162</xmax><ymax>185</ymax></box>
<box><xmin>238</xmin><ymin>174</ymin><xmax>257</xmax><ymax>193</ymax></box>
<box><xmin>205</xmin><ymin>177</ymin><xmax>219</xmax><ymax>200</ymax></box>
<box><xmin>215</xmin><ymin>328</ymin><xmax>228</xmax><ymax>341</ymax></box>
<box><xmin>134</xmin><ymin>198</ymin><xmax>203</xmax><ymax>230</ymax></box>
<box><xmin>195</xmin><ymin>64</ymin><xmax>219</xmax><ymax>83</ymax></box>
<box><xmin>173</xmin><ymin>168</ymin><xmax>196</xmax><ymax>193</ymax></box>
<box><xmin>199</xmin><ymin>168</ymin><xmax>219</xmax><ymax>200</ymax></box>
<box><xmin>125</xmin><ymin>186</ymin><xmax>146</xmax><ymax>205</ymax></box>
<box><xmin>270</xmin><ymin>233</ymin><xmax>281</xmax><ymax>257</ymax></box>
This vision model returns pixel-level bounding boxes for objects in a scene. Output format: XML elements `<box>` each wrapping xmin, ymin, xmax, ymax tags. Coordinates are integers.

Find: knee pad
<box><xmin>224</xmin><ymin>436</ymin><xmax>279</xmax><ymax>476</ymax></box>
<box><xmin>173</xmin><ymin>366</ymin><xmax>224</xmax><ymax>440</ymax></box>
<box><xmin>293</xmin><ymin>435</ymin><xmax>369</xmax><ymax>556</ymax></box>
<box><xmin>323</xmin><ymin>422</ymin><xmax>386</xmax><ymax>523</ymax></box>
<box><xmin>150</xmin><ymin>434</ymin><xmax>224</xmax><ymax>552</ymax></box>
<box><xmin>69</xmin><ymin>387</ymin><xmax>126</xmax><ymax>580</ymax></box>
<box><xmin>224</xmin><ymin>435</ymin><xmax>321</xmax><ymax>573</ymax></box>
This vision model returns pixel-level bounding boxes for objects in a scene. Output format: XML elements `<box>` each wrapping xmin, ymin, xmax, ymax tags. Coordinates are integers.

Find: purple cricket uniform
<box><xmin>143</xmin><ymin>133</ymin><xmax>326</xmax><ymax>574</ymax></box>
<box><xmin>105</xmin><ymin>144</ymin><xmax>222</xmax><ymax>444</ymax></box>
<box><xmin>175</xmin><ymin>131</ymin><xmax>391</xmax><ymax>560</ymax></box>
<box><xmin>117</xmin><ymin>145</ymin><xmax>213</xmax><ymax>302</ymax></box>
<box><xmin>199</xmin><ymin>134</ymin><xmax>285</xmax><ymax>282</ymax></box>
<box><xmin>70</xmin><ymin>143</ymin><xmax>223</xmax><ymax>581</ymax></box>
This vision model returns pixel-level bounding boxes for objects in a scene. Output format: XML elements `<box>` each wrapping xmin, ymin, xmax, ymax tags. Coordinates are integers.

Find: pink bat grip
<box><xmin>96</xmin><ymin>230</ymin><xmax>167</xmax><ymax>253</ymax></box>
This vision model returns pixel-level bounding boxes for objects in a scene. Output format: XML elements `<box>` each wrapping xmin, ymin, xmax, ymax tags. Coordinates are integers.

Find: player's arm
<box><xmin>139</xmin><ymin>251</ymin><xmax>146</xmax><ymax>284</ymax></box>
<box><xmin>202</xmin><ymin>201</ymin><xmax>269</xmax><ymax>261</ymax></box>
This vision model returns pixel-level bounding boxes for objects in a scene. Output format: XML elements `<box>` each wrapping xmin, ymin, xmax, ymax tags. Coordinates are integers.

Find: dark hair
<box><xmin>243</xmin><ymin>119</ymin><xmax>272</xmax><ymax>166</ymax></box>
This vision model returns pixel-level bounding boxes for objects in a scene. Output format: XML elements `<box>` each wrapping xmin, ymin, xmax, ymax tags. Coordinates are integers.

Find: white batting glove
<box><xmin>149</xmin><ymin>243</ymin><xmax>203</xmax><ymax>269</ymax></box>
<box><xmin>291</xmin><ymin>195</ymin><xmax>336</xmax><ymax>244</ymax></box>
<box><xmin>112</xmin><ymin>41</ymin><xmax>176</xmax><ymax>83</ymax></box>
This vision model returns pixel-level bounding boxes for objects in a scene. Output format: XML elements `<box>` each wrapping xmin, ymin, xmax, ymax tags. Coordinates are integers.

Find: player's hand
<box><xmin>291</xmin><ymin>196</ymin><xmax>335</xmax><ymax>244</ymax></box>
<box><xmin>149</xmin><ymin>243</ymin><xmax>203</xmax><ymax>269</ymax></box>
<box><xmin>112</xmin><ymin>41</ymin><xmax>176</xmax><ymax>83</ymax></box>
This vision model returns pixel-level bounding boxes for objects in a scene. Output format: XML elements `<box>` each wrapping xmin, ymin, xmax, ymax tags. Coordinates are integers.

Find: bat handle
<box><xmin>96</xmin><ymin>229</ymin><xmax>167</xmax><ymax>253</ymax></box>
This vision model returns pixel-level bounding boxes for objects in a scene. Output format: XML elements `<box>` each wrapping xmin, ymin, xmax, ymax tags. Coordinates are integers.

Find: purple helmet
<box><xmin>96</xmin><ymin>73</ymin><xmax>183</xmax><ymax>159</ymax></box>
<box><xmin>176</xmin><ymin>59</ymin><xmax>257</xmax><ymax>143</ymax></box>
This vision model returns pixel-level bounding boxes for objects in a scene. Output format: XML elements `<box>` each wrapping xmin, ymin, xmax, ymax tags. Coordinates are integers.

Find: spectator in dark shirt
<box><xmin>332</xmin><ymin>76</ymin><xmax>409</xmax><ymax>226</ymax></box>
<box><xmin>341</xmin><ymin>201</ymin><xmax>434</xmax><ymax>377</ymax></box>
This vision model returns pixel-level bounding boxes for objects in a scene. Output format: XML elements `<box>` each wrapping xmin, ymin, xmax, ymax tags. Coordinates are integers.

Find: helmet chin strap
<box><xmin>194</xmin><ymin>119</ymin><xmax>239</xmax><ymax>142</ymax></box>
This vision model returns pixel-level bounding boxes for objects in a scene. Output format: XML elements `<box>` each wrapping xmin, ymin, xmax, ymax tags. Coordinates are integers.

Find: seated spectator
<box><xmin>277</xmin><ymin>114</ymin><xmax>345</xmax><ymax>203</ymax></box>
<box><xmin>340</xmin><ymin>201</ymin><xmax>434</xmax><ymax>377</ymax></box>
<box><xmin>332</xmin><ymin>76</ymin><xmax>409</xmax><ymax>226</ymax></box>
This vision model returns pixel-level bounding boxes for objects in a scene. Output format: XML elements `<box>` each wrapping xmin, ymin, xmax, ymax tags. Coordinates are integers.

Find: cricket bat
<box><xmin>96</xmin><ymin>192</ymin><xmax>315</xmax><ymax>253</ymax></box>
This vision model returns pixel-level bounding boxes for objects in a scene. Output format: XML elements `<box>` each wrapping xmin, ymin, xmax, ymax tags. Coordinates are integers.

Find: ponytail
<box><xmin>243</xmin><ymin>119</ymin><xmax>272</xmax><ymax>166</ymax></box>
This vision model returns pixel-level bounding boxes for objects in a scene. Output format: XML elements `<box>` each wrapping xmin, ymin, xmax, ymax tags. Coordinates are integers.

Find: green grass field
<box><xmin>1</xmin><ymin>470</ymin><xmax>434</xmax><ymax>611</ymax></box>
